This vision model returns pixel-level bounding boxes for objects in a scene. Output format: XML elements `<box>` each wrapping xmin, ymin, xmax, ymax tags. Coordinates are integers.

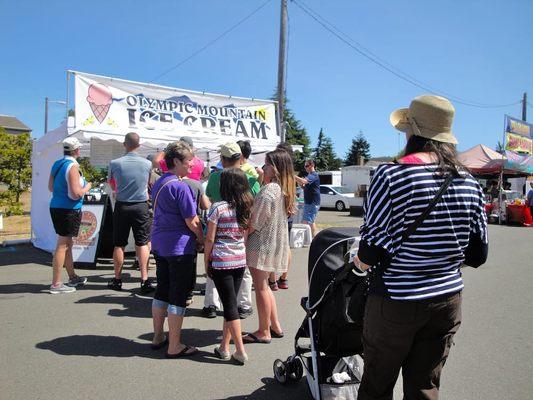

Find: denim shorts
<box><xmin>303</xmin><ymin>204</ymin><xmax>320</xmax><ymax>223</ymax></box>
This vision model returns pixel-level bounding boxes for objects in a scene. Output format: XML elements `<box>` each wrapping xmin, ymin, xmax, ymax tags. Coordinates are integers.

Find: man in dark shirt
<box><xmin>295</xmin><ymin>159</ymin><xmax>320</xmax><ymax>237</ymax></box>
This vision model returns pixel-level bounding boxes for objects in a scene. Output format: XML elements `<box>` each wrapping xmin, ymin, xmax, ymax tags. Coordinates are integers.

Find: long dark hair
<box><xmin>404</xmin><ymin>135</ymin><xmax>464</xmax><ymax>176</ymax></box>
<box><xmin>265</xmin><ymin>149</ymin><xmax>297</xmax><ymax>216</ymax></box>
<box><xmin>220</xmin><ymin>168</ymin><xmax>253</xmax><ymax>229</ymax></box>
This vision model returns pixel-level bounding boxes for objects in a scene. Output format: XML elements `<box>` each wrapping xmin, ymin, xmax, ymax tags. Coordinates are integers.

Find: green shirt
<box><xmin>206</xmin><ymin>170</ymin><xmax>260</xmax><ymax>202</ymax></box>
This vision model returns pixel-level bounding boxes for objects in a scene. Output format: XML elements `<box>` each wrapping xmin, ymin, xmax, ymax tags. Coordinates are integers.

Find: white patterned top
<box><xmin>246</xmin><ymin>183</ymin><xmax>289</xmax><ymax>273</ymax></box>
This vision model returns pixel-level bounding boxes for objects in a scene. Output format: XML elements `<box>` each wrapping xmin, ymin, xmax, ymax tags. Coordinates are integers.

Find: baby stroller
<box><xmin>273</xmin><ymin>227</ymin><xmax>369</xmax><ymax>399</ymax></box>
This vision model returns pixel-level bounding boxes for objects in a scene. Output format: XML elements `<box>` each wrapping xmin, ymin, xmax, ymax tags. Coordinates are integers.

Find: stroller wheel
<box><xmin>286</xmin><ymin>357</ymin><xmax>304</xmax><ymax>382</ymax></box>
<box><xmin>273</xmin><ymin>359</ymin><xmax>288</xmax><ymax>384</ymax></box>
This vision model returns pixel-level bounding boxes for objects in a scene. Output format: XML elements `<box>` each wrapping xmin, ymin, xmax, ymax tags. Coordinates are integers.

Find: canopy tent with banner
<box><xmin>458</xmin><ymin>144</ymin><xmax>533</xmax><ymax>176</ymax></box>
<box><xmin>458</xmin><ymin>143</ymin><xmax>532</xmax><ymax>225</ymax></box>
<box><xmin>32</xmin><ymin>71</ymin><xmax>286</xmax><ymax>253</ymax></box>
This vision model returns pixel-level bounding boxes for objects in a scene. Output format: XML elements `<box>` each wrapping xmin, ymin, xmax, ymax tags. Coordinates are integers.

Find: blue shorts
<box><xmin>303</xmin><ymin>204</ymin><xmax>320</xmax><ymax>223</ymax></box>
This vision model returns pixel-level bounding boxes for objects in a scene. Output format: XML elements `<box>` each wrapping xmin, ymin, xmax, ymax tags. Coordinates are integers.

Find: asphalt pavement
<box><xmin>0</xmin><ymin>210</ymin><xmax>532</xmax><ymax>400</ymax></box>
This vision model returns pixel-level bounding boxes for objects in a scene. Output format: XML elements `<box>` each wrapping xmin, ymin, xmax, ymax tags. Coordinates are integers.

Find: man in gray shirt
<box><xmin>107</xmin><ymin>132</ymin><xmax>154</xmax><ymax>293</ymax></box>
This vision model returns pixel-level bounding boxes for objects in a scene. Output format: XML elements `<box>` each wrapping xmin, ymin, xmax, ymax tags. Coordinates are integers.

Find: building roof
<box><xmin>0</xmin><ymin>115</ymin><xmax>32</xmax><ymax>132</ymax></box>
<box><xmin>365</xmin><ymin>156</ymin><xmax>394</xmax><ymax>167</ymax></box>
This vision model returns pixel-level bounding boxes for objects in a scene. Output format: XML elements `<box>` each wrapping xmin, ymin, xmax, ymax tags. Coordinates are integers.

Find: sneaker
<box><xmin>268</xmin><ymin>280</ymin><xmax>278</xmax><ymax>291</ymax></box>
<box><xmin>277</xmin><ymin>278</ymin><xmax>289</xmax><ymax>290</ymax></box>
<box><xmin>107</xmin><ymin>278</ymin><xmax>122</xmax><ymax>291</ymax></box>
<box><xmin>214</xmin><ymin>346</ymin><xmax>231</xmax><ymax>360</ymax></box>
<box><xmin>131</xmin><ymin>259</ymin><xmax>140</xmax><ymax>270</ymax></box>
<box><xmin>238</xmin><ymin>307</ymin><xmax>253</xmax><ymax>319</ymax></box>
<box><xmin>66</xmin><ymin>275</ymin><xmax>87</xmax><ymax>287</ymax></box>
<box><xmin>50</xmin><ymin>283</ymin><xmax>76</xmax><ymax>294</ymax></box>
<box><xmin>140</xmin><ymin>279</ymin><xmax>156</xmax><ymax>294</ymax></box>
<box><xmin>231</xmin><ymin>352</ymin><xmax>248</xmax><ymax>365</ymax></box>
<box><xmin>185</xmin><ymin>298</ymin><xmax>194</xmax><ymax>307</ymax></box>
<box><xmin>202</xmin><ymin>305</ymin><xmax>217</xmax><ymax>319</ymax></box>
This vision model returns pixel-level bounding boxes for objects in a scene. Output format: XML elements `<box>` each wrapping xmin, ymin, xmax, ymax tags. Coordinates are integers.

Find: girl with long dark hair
<box><xmin>204</xmin><ymin>168</ymin><xmax>253</xmax><ymax>364</ymax></box>
<box><xmin>354</xmin><ymin>95</ymin><xmax>488</xmax><ymax>399</ymax></box>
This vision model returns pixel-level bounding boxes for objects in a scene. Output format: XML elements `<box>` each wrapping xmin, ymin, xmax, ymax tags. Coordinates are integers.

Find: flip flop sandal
<box><xmin>242</xmin><ymin>333</ymin><xmax>271</xmax><ymax>344</ymax></box>
<box><xmin>165</xmin><ymin>345</ymin><xmax>199</xmax><ymax>358</ymax></box>
<box><xmin>150</xmin><ymin>336</ymin><xmax>168</xmax><ymax>350</ymax></box>
<box><xmin>270</xmin><ymin>328</ymin><xmax>284</xmax><ymax>339</ymax></box>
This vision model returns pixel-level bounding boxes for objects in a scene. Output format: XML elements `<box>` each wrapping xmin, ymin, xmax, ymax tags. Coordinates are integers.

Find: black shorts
<box><xmin>50</xmin><ymin>208</ymin><xmax>82</xmax><ymax>237</ymax></box>
<box><xmin>113</xmin><ymin>201</ymin><xmax>151</xmax><ymax>247</ymax></box>
<box><xmin>153</xmin><ymin>254</ymin><xmax>196</xmax><ymax>308</ymax></box>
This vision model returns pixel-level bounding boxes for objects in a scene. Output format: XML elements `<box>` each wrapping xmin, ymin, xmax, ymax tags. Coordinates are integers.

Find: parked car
<box><xmin>319</xmin><ymin>185</ymin><xmax>359</xmax><ymax>211</ymax></box>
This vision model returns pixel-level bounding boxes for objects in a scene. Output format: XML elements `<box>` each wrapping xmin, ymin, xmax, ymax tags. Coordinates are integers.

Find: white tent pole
<box><xmin>66</xmin><ymin>71</ymin><xmax>70</xmax><ymax>120</ymax></box>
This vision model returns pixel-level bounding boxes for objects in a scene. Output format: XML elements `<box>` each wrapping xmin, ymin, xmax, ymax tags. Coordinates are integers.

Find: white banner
<box><xmin>74</xmin><ymin>72</ymin><xmax>279</xmax><ymax>150</ymax></box>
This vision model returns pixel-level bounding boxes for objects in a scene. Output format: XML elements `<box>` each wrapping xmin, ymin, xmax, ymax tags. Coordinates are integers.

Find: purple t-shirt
<box><xmin>151</xmin><ymin>173</ymin><xmax>197</xmax><ymax>257</ymax></box>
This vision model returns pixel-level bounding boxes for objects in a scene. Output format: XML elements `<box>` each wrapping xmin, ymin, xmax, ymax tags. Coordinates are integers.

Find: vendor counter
<box><xmin>506</xmin><ymin>204</ymin><xmax>533</xmax><ymax>227</ymax></box>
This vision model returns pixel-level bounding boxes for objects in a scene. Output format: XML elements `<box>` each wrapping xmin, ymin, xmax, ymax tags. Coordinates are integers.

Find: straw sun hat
<box><xmin>389</xmin><ymin>95</ymin><xmax>458</xmax><ymax>144</ymax></box>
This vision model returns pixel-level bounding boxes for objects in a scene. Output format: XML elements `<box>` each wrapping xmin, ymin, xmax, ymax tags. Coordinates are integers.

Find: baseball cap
<box><xmin>219</xmin><ymin>141</ymin><xmax>242</xmax><ymax>158</ymax></box>
<box><xmin>62</xmin><ymin>137</ymin><xmax>81</xmax><ymax>151</ymax></box>
<box><xmin>180</xmin><ymin>136</ymin><xmax>194</xmax><ymax>148</ymax></box>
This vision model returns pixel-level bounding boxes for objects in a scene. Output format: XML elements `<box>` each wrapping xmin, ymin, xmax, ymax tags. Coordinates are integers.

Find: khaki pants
<box><xmin>358</xmin><ymin>292</ymin><xmax>462</xmax><ymax>400</ymax></box>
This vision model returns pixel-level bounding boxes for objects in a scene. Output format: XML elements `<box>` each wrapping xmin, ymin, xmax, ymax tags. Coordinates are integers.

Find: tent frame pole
<box><xmin>499</xmin><ymin>116</ymin><xmax>507</xmax><ymax>225</ymax></box>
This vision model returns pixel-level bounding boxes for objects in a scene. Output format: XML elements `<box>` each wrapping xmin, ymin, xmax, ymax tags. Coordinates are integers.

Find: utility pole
<box><xmin>277</xmin><ymin>0</ymin><xmax>288</xmax><ymax>142</ymax></box>
<box><xmin>44</xmin><ymin>97</ymin><xmax>49</xmax><ymax>134</ymax></box>
<box><xmin>522</xmin><ymin>92</ymin><xmax>527</xmax><ymax>121</ymax></box>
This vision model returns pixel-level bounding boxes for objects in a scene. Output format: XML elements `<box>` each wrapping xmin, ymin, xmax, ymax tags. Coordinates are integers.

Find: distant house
<box><xmin>364</xmin><ymin>156</ymin><xmax>394</xmax><ymax>167</ymax></box>
<box><xmin>0</xmin><ymin>115</ymin><xmax>32</xmax><ymax>135</ymax></box>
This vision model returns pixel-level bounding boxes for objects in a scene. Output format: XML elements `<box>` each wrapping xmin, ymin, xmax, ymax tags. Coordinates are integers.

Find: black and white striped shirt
<box><xmin>358</xmin><ymin>163</ymin><xmax>488</xmax><ymax>301</ymax></box>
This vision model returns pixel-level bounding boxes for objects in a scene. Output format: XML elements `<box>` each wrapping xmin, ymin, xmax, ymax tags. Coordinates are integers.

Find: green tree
<box><xmin>345</xmin><ymin>131</ymin><xmax>371</xmax><ymax>166</ymax></box>
<box><xmin>272</xmin><ymin>93</ymin><xmax>312</xmax><ymax>174</ymax></box>
<box><xmin>0</xmin><ymin>128</ymin><xmax>32</xmax><ymax>215</ymax></box>
<box><xmin>313</xmin><ymin>128</ymin><xmax>342</xmax><ymax>171</ymax></box>
<box><xmin>78</xmin><ymin>157</ymin><xmax>108</xmax><ymax>185</ymax></box>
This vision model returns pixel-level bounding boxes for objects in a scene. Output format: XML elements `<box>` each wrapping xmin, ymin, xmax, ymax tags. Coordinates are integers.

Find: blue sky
<box><xmin>1</xmin><ymin>0</ymin><xmax>532</xmax><ymax>158</ymax></box>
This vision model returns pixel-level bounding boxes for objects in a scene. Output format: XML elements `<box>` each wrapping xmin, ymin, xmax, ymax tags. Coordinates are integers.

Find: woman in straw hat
<box><xmin>353</xmin><ymin>95</ymin><xmax>488</xmax><ymax>399</ymax></box>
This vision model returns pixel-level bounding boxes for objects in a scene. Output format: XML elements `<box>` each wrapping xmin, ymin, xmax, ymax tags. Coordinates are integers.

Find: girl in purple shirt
<box><xmin>150</xmin><ymin>142</ymin><xmax>204</xmax><ymax>358</ymax></box>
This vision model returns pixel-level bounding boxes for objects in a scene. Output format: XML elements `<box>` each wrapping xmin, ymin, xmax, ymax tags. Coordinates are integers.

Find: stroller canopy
<box><xmin>307</xmin><ymin>227</ymin><xmax>358</xmax><ymax>308</ymax></box>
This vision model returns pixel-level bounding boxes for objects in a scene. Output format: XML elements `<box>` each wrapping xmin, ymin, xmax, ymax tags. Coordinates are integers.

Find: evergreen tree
<box><xmin>276</xmin><ymin>97</ymin><xmax>312</xmax><ymax>174</ymax></box>
<box><xmin>313</xmin><ymin>128</ymin><xmax>342</xmax><ymax>171</ymax></box>
<box><xmin>345</xmin><ymin>131</ymin><xmax>371</xmax><ymax>166</ymax></box>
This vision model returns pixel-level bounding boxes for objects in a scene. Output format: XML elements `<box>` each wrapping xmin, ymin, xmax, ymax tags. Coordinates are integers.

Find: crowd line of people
<box><xmin>48</xmin><ymin>133</ymin><xmax>321</xmax><ymax>364</ymax></box>
<box><xmin>48</xmin><ymin>94</ymin><xmax>489</xmax><ymax>398</ymax></box>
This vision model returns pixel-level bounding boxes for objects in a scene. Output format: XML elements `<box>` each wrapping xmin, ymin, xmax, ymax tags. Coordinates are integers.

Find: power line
<box><xmin>150</xmin><ymin>0</ymin><xmax>273</xmax><ymax>83</ymax></box>
<box><xmin>292</xmin><ymin>0</ymin><xmax>521</xmax><ymax>109</ymax></box>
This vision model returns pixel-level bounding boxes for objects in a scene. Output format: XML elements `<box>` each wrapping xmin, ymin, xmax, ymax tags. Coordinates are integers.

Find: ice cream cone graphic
<box><xmin>86</xmin><ymin>83</ymin><xmax>112</xmax><ymax>123</ymax></box>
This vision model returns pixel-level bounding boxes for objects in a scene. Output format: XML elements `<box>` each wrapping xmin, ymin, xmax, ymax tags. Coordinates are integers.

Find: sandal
<box><xmin>165</xmin><ymin>345</ymin><xmax>199</xmax><ymax>358</ymax></box>
<box><xmin>268</xmin><ymin>280</ymin><xmax>278</xmax><ymax>291</ymax></box>
<box><xmin>150</xmin><ymin>335</ymin><xmax>168</xmax><ymax>350</ymax></box>
<box><xmin>270</xmin><ymin>328</ymin><xmax>284</xmax><ymax>339</ymax></box>
<box><xmin>242</xmin><ymin>333</ymin><xmax>271</xmax><ymax>344</ymax></box>
<box><xmin>277</xmin><ymin>278</ymin><xmax>289</xmax><ymax>289</ymax></box>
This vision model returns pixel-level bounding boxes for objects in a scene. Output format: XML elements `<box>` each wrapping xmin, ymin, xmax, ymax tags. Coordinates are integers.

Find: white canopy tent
<box><xmin>31</xmin><ymin>71</ymin><xmax>288</xmax><ymax>253</ymax></box>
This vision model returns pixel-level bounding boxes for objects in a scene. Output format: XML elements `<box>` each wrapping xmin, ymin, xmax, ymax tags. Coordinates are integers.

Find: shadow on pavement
<box><xmin>36</xmin><ymin>334</ymin><xmax>233</xmax><ymax>364</ymax></box>
<box><xmin>0</xmin><ymin>244</ymin><xmax>51</xmax><ymax>267</ymax></box>
<box><xmin>138</xmin><ymin>328</ymin><xmax>222</xmax><ymax>348</ymax></box>
<box><xmin>76</xmin><ymin>291</ymin><xmax>152</xmax><ymax>318</ymax></box>
<box><xmin>215</xmin><ymin>377</ymin><xmax>308</xmax><ymax>399</ymax></box>
<box><xmin>0</xmin><ymin>283</ymin><xmax>51</xmax><ymax>294</ymax></box>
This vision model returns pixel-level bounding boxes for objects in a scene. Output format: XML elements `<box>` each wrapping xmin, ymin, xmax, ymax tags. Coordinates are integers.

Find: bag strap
<box><xmin>401</xmin><ymin>174</ymin><xmax>455</xmax><ymax>242</ymax></box>
<box><xmin>153</xmin><ymin>177</ymin><xmax>180</xmax><ymax>212</ymax></box>
<box><xmin>52</xmin><ymin>159</ymin><xmax>71</xmax><ymax>180</ymax></box>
